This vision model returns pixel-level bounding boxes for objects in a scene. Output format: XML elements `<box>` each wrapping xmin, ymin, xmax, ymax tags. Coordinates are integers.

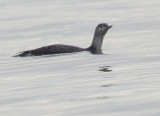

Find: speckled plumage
<box><xmin>16</xmin><ymin>44</ymin><xmax>86</xmax><ymax>57</ymax></box>
<box><xmin>14</xmin><ymin>23</ymin><xmax>112</xmax><ymax>57</ymax></box>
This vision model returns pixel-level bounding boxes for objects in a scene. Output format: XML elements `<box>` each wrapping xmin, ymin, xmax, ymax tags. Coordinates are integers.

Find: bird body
<box><xmin>16</xmin><ymin>44</ymin><xmax>86</xmax><ymax>57</ymax></box>
<box><xmin>14</xmin><ymin>23</ymin><xmax>112</xmax><ymax>57</ymax></box>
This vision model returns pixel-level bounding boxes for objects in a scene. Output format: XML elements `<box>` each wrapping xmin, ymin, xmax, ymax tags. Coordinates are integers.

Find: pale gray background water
<box><xmin>0</xmin><ymin>0</ymin><xmax>160</xmax><ymax>116</ymax></box>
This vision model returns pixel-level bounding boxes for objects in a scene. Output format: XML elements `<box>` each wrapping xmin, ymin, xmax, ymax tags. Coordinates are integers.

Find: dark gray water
<box><xmin>0</xmin><ymin>0</ymin><xmax>160</xmax><ymax>116</ymax></box>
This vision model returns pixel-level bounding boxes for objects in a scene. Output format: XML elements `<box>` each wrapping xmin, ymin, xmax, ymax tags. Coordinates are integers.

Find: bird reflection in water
<box><xmin>99</xmin><ymin>66</ymin><xmax>112</xmax><ymax>72</ymax></box>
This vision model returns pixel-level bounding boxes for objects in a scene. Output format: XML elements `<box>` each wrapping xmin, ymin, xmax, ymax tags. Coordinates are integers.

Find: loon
<box><xmin>14</xmin><ymin>23</ymin><xmax>112</xmax><ymax>57</ymax></box>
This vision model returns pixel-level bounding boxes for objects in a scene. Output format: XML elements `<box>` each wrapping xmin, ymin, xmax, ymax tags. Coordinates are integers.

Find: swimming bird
<box><xmin>14</xmin><ymin>23</ymin><xmax>112</xmax><ymax>57</ymax></box>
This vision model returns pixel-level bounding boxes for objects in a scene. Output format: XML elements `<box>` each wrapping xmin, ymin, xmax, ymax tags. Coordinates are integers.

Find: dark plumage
<box><xmin>16</xmin><ymin>44</ymin><xmax>85</xmax><ymax>57</ymax></box>
<box><xmin>14</xmin><ymin>23</ymin><xmax>112</xmax><ymax>57</ymax></box>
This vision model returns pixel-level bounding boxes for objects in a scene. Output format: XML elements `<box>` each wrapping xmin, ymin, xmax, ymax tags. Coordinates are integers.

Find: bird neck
<box><xmin>89</xmin><ymin>34</ymin><xmax>104</xmax><ymax>51</ymax></box>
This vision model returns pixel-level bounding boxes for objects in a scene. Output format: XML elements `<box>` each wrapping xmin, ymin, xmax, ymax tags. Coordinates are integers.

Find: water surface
<box><xmin>0</xmin><ymin>0</ymin><xmax>160</xmax><ymax>116</ymax></box>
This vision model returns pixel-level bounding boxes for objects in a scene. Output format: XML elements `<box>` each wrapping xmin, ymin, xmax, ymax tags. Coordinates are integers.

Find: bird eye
<box><xmin>99</xmin><ymin>25</ymin><xmax>103</xmax><ymax>28</ymax></box>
